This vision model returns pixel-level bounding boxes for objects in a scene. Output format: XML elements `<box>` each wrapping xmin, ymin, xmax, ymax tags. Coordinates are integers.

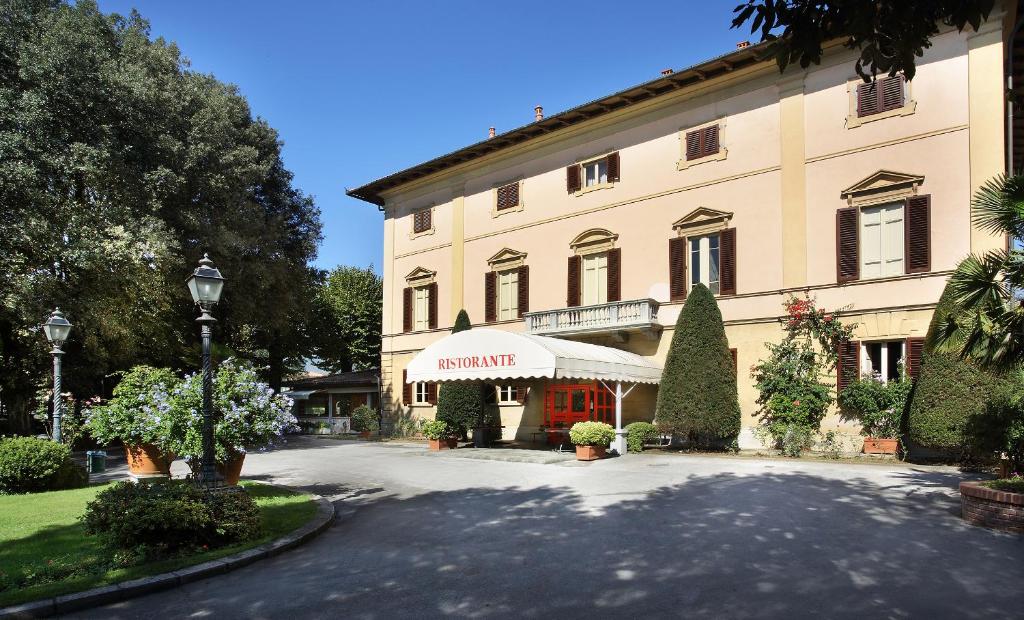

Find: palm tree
<box><xmin>931</xmin><ymin>174</ymin><xmax>1024</xmax><ymax>370</ymax></box>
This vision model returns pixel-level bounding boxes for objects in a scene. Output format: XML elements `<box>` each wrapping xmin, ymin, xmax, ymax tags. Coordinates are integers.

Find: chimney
<box><xmin>534</xmin><ymin>105</ymin><xmax>543</xmax><ymax>121</ymax></box>
<box><xmin>488</xmin><ymin>126</ymin><xmax>496</xmax><ymax>139</ymax></box>
<box><xmin>736</xmin><ymin>41</ymin><xmax>750</xmax><ymax>49</ymax></box>
<box><xmin>661</xmin><ymin>68</ymin><xmax>674</xmax><ymax>76</ymax></box>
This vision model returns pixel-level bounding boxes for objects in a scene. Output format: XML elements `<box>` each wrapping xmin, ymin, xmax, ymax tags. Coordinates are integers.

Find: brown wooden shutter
<box><xmin>497</xmin><ymin>182</ymin><xmax>519</xmax><ymax>210</ymax></box>
<box><xmin>402</xmin><ymin>287</ymin><xmax>413</xmax><ymax>332</ymax></box>
<box><xmin>427</xmin><ymin>282</ymin><xmax>438</xmax><ymax>329</ymax></box>
<box><xmin>484</xmin><ymin>271</ymin><xmax>497</xmax><ymax>322</ymax></box>
<box><xmin>606</xmin><ymin>152</ymin><xmax>620</xmax><ymax>182</ymax></box>
<box><xmin>730</xmin><ymin>348</ymin><xmax>738</xmax><ymax>375</ymax></box>
<box><xmin>669</xmin><ymin>236</ymin><xmax>688</xmax><ymax>302</ymax></box>
<box><xmin>567</xmin><ymin>255</ymin><xmax>581</xmax><ymax>307</ymax></box>
<box><xmin>880</xmin><ymin>75</ymin><xmax>904</xmax><ymax>111</ymax></box>
<box><xmin>856</xmin><ymin>82</ymin><xmax>879</xmax><ymax>117</ymax></box>
<box><xmin>607</xmin><ymin>248</ymin><xmax>621</xmax><ymax>303</ymax></box>
<box><xmin>515</xmin><ymin>384</ymin><xmax>527</xmax><ymax>404</ymax></box>
<box><xmin>517</xmin><ymin>265</ymin><xmax>529</xmax><ymax>317</ymax></box>
<box><xmin>836</xmin><ymin>207</ymin><xmax>859</xmax><ymax>283</ymax></box>
<box><xmin>566</xmin><ymin>165</ymin><xmax>581</xmax><ymax>193</ymax></box>
<box><xmin>906</xmin><ymin>337</ymin><xmax>926</xmax><ymax>380</ymax></box>
<box><xmin>704</xmin><ymin>125</ymin><xmax>719</xmax><ymax>157</ymax></box>
<box><xmin>427</xmin><ymin>382</ymin><xmax>437</xmax><ymax>405</ymax></box>
<box><xmin>837</xmin><ymin>340</ymin><xmax>860</xmax><ymax>394</ymax></box>
<box><xmin>719</xmin><ymin>228</ymin><xmax>737</xmax><ymax>296</ymax></box>
<box><xmin>905</xmin><ymin>194</ymin><xmax>931</xmax><ymax>274</ymax></box>
<box><xmin>685</xmin><ymin>130</ymin><xmax>701</xmax><ymax>160</ymax></box>
<box><xmin>402</xmin><ymin>369</ymin><xmax>412</xmax><ymax>404</ymax></box>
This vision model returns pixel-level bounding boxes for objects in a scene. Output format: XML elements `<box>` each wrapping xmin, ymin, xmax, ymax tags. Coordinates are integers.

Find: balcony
<box><xmin>524</xmin><ymin>298</ymin><xmax>662</xmax><ymax>339</ymax></box>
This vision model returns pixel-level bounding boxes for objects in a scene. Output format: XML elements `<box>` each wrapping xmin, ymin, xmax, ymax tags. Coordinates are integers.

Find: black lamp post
<box><xmin>41</xmin><ymin>308</ymin><xmax>72</xmax><ymax>443</ymax></box>
<box><xmin>186</xmin><ymin>254</ymin><xmax>225</xmax><ymax>487</ymax></box>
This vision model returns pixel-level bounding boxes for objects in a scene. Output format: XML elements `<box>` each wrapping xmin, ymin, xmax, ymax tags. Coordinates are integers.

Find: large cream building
<box><xmin>349</xmin><ymin>12</ymin><xmax>1016</xmax><ymax>449</ymax></box>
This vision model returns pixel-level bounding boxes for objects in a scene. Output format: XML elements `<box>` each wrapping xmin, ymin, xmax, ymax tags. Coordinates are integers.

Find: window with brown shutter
<box><xmin>427</xmin><ymin>282</ymin><xmax>438</xmax><ymax>329</ymax></box>
<box><xmin>857</xmin><ymin>75</ymin><xmax>905</xmax><ymax>118</ymax></box>
<box><xmin>607</xmin><ymin>248</ymin><xmax>621</xmax><ymax>303</ymax></box>
<box><xmin>730</xmin><ymin>348</ymin><xmax>738</xmax><ymax>375</ymax></box>
<box><xmin>566</xmin><ymin>165</ymin><xmax>581</xmax><ymax>193</ymax></box>
<box><xmin>836</xmin><ymin>207</ymin><xmax>859</xmax><ymax>283</ymax></box>
<box><xmin>413</xmin><ymin>209</ymin><xmax>432</xmax><ymax>233</ymax></box>
<box><xmin>402</xmin><ymin>369</ymin><xmax>412</xmax><ymax>404</ymax></box>
<box><xmin>837</xmin><ymin>340</ymin><xmax>860</xmax><ymax>394</ymax></box>
<box><xmin>906</xmin><ymin>337</ymin><xmax>926</xmax><ymax>379</ymax></box>
<box><xmin>402</xmin><ymin>287</ymin><xmax>413</xmax><ymax>332</ymax></box>
<box><xmin>517</xmin><ymin>265</ymin><xmax>529</xmax><ymax>317</ymax></box>
<box><xmin>427</xmin><ymin>382</ymin><xmax>437</xmax><ymax>405</ymax></box>
<box><xmin>720</xmin><ymin>228</ymin><xmax>737</xmax><ymax>296</ymax></box>
<box><xmin>515</xmin><ymin>384</ymin><xmax>528</xmax><ymax>404</ymax></box>
<box><xmin>669</xmin><ymin>236</ymin><xmax>687</xmax><ymax>302</ymax></box>
<box><xmin>496</xmin><ymin>182</ymin><xmax>520</xmax><ymax>211</ymax></box>
<box><xmin>685</xmin><ymin>125</ymin><xmax>720</xmax><ymax>160</ymax></box>
<box><xmin>567</xmin><ymin>255</ymin><xmax>581</xmax><ymax>307</ymax></box>
<box><xmin>606</xmin><ymin>151</ymin><xmax>620</xmax><ymax>182</ymax></box>
<box><xmin>905</xmin><ymin>194</ymin><xmax>931</xmax><ymax>274</ymax></box>
<box><xmin>484</xmin><ymin>271</ymin><xmax>497</xmax><ymax>322</ymax></box>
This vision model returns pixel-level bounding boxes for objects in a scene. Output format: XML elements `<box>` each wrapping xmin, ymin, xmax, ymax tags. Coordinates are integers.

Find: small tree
<box><xmin>435</xmin><ymin>310</ymin><xmax>483</xmax><ymax>437</ymax></box>
<box><xmin>655</xmin><ymin>284</ymin><xmax>741</xmax><ymax>446</ymax></box>
<box><xmin>907</xmin><ymin>282</ymin><xmax>1000</xmax><ymax>457</ymax></box>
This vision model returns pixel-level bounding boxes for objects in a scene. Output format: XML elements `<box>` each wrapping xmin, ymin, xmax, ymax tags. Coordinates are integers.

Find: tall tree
<box><xmin>655</xmin><ymin>284</ymin><xmax>741</xmax><ymax>446</ymax></box>
<box><xmin>0</xmin><ymin>1</ymin><xmax>321</xmax><ymax>431</ymax></box>
<box><xmin>435</xmin><ymin>310</ymin><xmax>483</xmax><ymax>439</ymax></box>
<box><xmin>312</xmin><ymin>266</ymin><xmax>383</xmax><ymax>372</ymax></box>
<box><xmin>731</xmin><ymin>1</ymin><xmax>995</xmax><ymax>80</ymax></box>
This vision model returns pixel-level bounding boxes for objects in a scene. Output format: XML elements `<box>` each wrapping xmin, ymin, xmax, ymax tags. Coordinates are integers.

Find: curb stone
<box><xmin>0</xmin><ymin>488</ymin><xmax>334</xmax><ymax>619</ymax></box>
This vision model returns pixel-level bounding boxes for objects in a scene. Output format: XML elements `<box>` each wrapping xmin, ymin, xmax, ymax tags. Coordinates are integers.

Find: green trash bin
<box><xmin>86</xmin><ymin>450</ymin><xmax>106</xmax><ymax>474</ymax></box>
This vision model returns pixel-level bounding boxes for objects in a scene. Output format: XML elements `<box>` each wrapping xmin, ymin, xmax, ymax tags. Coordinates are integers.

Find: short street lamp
<box><xmin>42</xmin><ymin>308</ymin><xmax>72</xmax><ymax>443</ymax></box>
<box><xmin>186</xmin><ymin>254</ymin><xmax>225</xmax><ymax>487</ymax></box>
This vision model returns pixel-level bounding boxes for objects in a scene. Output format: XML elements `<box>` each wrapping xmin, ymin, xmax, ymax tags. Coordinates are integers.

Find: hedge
<box><xmin>436</xmin><ymin>310</ymin><xmax>484</xmax><ymax>436</ymax></box>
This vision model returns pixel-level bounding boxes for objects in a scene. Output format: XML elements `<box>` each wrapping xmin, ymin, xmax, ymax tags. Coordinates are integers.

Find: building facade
<box><xmin>349</xmin><ymin>14</ymin><xmax>1012</xmax><ymax>449</ymax></box>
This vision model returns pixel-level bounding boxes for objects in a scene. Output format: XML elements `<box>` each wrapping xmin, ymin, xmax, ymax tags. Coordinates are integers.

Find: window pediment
<box><xmin>672</xmin><ymin>208</ymin><xmax>733</xmax><ymax>237</ymax></box>
<box><xmin>405</xmin><ymin>267</ymin><xmax>436</xmax><ymax>286</ymax></box>
<box><xmin>569</xmin><ymin>228</ymin><xmax>618</xmax><ymax>256</ymax></box>
<box><xmin>487</xmin><ymin>248</ymin><xmax>527</xmax><ymax>269</ymax></box>
<box><xmin>842</xmin><ymin>170</ymin><xmax>923</xmax><ymax>207</ymax></box>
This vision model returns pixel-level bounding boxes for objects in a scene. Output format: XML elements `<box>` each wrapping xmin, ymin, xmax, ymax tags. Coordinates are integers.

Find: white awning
<box><xmin>405</xmin><ymin>328</ymin><xmax>661</xmax><ymax>384</ymax></box>
<box><xmin>283</xmin><ymin>390</ymin><xmax>316</xmax><ymax>400</ymax></box>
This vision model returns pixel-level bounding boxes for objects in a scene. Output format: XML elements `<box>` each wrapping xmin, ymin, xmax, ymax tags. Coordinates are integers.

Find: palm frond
<box><xmin>948</xmin><ymin>251</ymin><xmax>1010</xmax><ymax>310</ymax></box>
<box><xmin>971</xmin><ymin>173</ymin><xmax>1024</xmax><ymax>238</ymax></box>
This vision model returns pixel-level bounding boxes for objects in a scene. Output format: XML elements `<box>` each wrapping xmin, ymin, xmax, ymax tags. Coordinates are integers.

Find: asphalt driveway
<box><xmin>75</xmin><ymin>437</ymin><xmax>1024</xmax><ymax>619</ymax></box>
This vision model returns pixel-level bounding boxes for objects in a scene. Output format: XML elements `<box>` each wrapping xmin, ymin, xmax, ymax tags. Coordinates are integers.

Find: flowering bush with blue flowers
<box><xmin>169</xmin><ymin>359</ymin><xmax>297</xmax><ymax>467</ymax></box>
<box><xmin>84</xmin><ymin>366</ymin><xmax>181</xmax><ymax>449</ymax></box>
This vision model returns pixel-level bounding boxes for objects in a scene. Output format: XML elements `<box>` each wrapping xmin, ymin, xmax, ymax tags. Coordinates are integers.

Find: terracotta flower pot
<box><xmin>216</xmin><ymin>452</ymin><xmax>246</xmax><ymax>486</ymax></box>
<box><xmin>428</xmin><ymin>438</ymin><xmax>458</xmax><ymax>451</ymax></box>
<box><xmin>575</xmin><ymin>445</ymin><xmax>606</xmax><ymax>461</ymax></box>
<box><xmin>359</xmin><ymin>431</ymin><xmax>371</xmax><ymax>439</ymax></box>
<box><xmin>862</xmin><ymin>437</ymin><xmax>898</xmax><ymax>455</ymax></box>
<box><xmin>125</xmin><ymin>443</ymin><xmax>174</xmax><ymax>477</ymax></box>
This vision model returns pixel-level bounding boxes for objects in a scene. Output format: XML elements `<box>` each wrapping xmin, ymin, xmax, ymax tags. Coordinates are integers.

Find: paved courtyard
<box><xmin>76</xmin><ymin>437</ymin><xmax>1024</xmax><ymax>619</ymax></box>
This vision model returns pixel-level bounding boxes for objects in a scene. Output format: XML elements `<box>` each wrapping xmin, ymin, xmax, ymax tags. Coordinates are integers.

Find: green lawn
<box><xmin>0</xmin><ymin>481</ymin><xmax>316</xmax><ymax>607</ymax></box>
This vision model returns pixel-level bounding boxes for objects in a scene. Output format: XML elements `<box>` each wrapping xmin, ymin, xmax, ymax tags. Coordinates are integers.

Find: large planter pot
<box><xmin>125</xmin><ymin>443</ymin><xmax>174</xmax><ymax>478</ymax></box>
<box><xmin>216</xmin><ymin>452</ymin><xmax>246</xmax><ymax>486</ymax></box>
<box><xmin>862</xmin><ymin>437</ymin><xmax>898</xmax><ymax>455</ymax></box>
<box><xmin>575</xmin><ymin>445</ymin><xmax>606</xmax><ymax>461</ymax></box>
<box><xmin>960</xmin><ymin>481</ymin><xmax>1024</xmax><ymax>534</ymax></box>
<box><xmin>428</xmin><ymin>438</ymin><xmax>458</xmax><ymax>451</ymax></box>
<box><xmin>359</xmin><ymin>431</ymin><xmax>371</xmax><ymax>439</ymax></box>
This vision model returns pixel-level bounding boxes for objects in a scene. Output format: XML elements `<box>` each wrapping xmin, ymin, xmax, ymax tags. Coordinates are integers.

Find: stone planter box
<box><xmin>959</xmin><ymin>481</ymin><xmax>1024</xmax><ymax>534</ymax></box>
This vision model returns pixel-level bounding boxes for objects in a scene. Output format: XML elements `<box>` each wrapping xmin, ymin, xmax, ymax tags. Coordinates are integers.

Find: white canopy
<box><xmin>405</xmin><ymin>328</ymin><xmax>661</xmax><ymax>385</ymax></box>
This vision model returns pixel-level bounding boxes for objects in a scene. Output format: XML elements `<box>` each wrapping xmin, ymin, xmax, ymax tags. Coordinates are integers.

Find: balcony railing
<box><xmin>523</xmin><ymin>298</ymin><xmax>661</xmax><ymax>337</ymax></box>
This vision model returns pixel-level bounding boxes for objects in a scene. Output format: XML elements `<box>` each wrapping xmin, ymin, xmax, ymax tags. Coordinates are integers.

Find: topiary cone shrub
<box><xmin>907</xmin><ymin>282</ymin><xmax>1001</xmax><ymax>460</ymax></box>
<box><xmin>655</xmin><ymin>284</ymin><xmax>741</xmax><ymax>447</ymax></box>
<box><xmin>435</xmin><ymin>310</ymin><xmax>484</xmax><ymax>438</ymax></box>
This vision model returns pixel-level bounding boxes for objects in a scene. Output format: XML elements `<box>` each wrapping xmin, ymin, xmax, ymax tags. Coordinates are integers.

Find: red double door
<box><xmin>543</xmin><ymin>382</ymin><xmax>613</xmax><ymax>427</ymax></box>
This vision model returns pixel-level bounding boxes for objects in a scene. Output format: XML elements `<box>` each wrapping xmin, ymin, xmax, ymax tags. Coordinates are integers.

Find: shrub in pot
<box><xmin>625</xmin><ymin>422</ymin><xmax>659</xmax><ymax>454</ymax></box>
<box><xmin>422</xmin><ymin>419</ymin><xmax>457</xmax><ymax>451</ymax></box>
<box><xmin>838</xmin><ymin>371</ymin><xmax>910</xmax><ymax>455</ymax></box>
<box><xmin>352</xmin><ymin>404</ymin><xmax>379</xmax><ymax>437</ymax></box>
<box><xmin>170</xmin><ymin>359</ymin><xmax>297</xmax><ymax>484</ymax></box>
<box><xmin>84</xmin><ymin>366</ymin><xmax>181</xmax><ymax>476</ymax></box>
<box><xmin>0</xmin><ymin>437</ymin><xmax>88</xmax><ymax>494</ymax></box>
<box><xmin>569</xmin><ymin>421</ymin><xmax>615</xmax><ymax>461</ymax></box>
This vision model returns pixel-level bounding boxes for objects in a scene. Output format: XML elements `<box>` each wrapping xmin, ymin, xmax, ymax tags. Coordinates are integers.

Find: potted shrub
<box><xmin>85</xmin><ymin>366</ymin><xmax>181</xmax><ymax>477</ymax></box>
<box><xmin>422</xmin><ymin>420</ymin><xmax>457</xmax><ymax>451</ymax></box>
<box><xmin>569</xmin><ymin>421</ymin><xmax>615</xmax><ymax>461</ymax></box>
<box><xmin>170</xmin><ymin>359</ymin><xmax>297</xmax><ymax>485</ymax></box>
<box><xmin>838</xmin><ymin>371</ymin><xmax>910</xmax><ymax>455</ymax></box>
<box><xmin>351</xmin><ymin>404</ymin><xmax>379</xmax><ymax>438</ymax></box>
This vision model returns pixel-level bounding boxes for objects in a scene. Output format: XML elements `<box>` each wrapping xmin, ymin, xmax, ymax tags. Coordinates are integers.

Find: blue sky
<box><xmin>96</xmin><ymin>1</ymin><xmax>752</xmax><ymax>273</ymax></box>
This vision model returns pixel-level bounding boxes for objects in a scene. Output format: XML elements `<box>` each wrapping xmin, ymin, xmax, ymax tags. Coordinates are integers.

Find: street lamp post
<box><xmin>42</xmin><ymin>308</ymin><xmax>72</xmax><ymax>443</ymax></box>
<box><xmin>186</xmin><ymin>254</ymin><xmax>225</xmax><ymax>487</ymax></box>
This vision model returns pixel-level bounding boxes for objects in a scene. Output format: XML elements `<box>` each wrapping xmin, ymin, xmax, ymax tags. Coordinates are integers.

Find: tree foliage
<box><xmin>312</xmin><ymin>266</ymin><xmax>382</xmax><ymax>372</ymax></box>
<box><xmin>731</xmin><ymin>0</ymin><xmax>995</xmax><ymax>81</ymax></box>
<box><xmin>434</xmin><ymin>310</ymin><xmax>483</xmax><ymax>437</ymax></box>
<box><xmin>0</xmin><ymin>1</ymin><xmax>321</xmax><ymax>432</ymax></box>
<box><xmin>655</xmin><ymin>284</ymin><xmax>741</xmax><ymax>446</ymax></box>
